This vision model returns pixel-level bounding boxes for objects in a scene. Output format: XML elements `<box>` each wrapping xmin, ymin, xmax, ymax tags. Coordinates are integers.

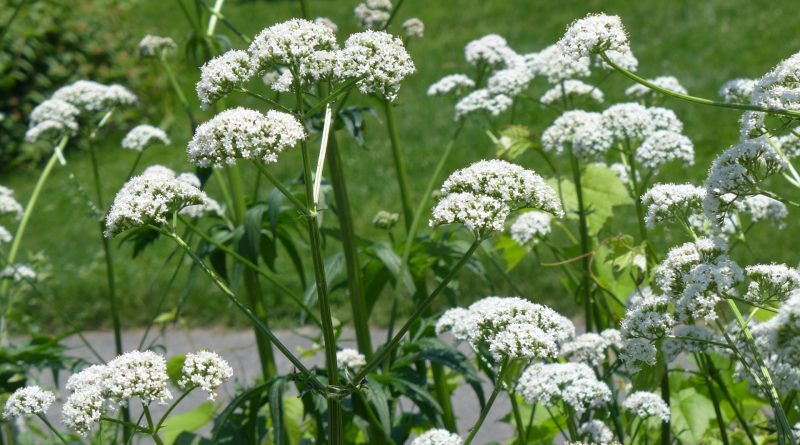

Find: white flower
<box><xmin>196</xmin><ymin>50</ymin><xmax>254</xmax><ymax>109</ymax></box>
<box><xmin>635</xmin><ymin>130</ymin><xmax>694</xmax><ymax>171</ymax></box>
<box><xmin>601</xmin><ymin>328</ymin><xmax>623</xmax><ymax>348</ymax></box>
<box><xmin>338</xmin><ymin>30</ymin><xmax>416</xmax><ymax>101</ymax></box>
<box><xmin>625</xmin><ymin>76</ymin><xmax>687</xmax><ymax>100</ymax></box>
<box><xmin>487</xmin><ymin>67</ymin><xmax>533</xmax><ymax>97</ymax></box>
<box><xmin>121</xmin><ymin>125</ymin><xmax>170</xmax><ymax>151</ymax></box>
<box><xmin>454</xmin><ymin>89</ymin><xmax>513</xmax><ymax>119</ymax></box>
<box><xmin>66</xmin><ymin>365</ymin><xmax>109</xmax><ymax>393</ymax></box>
<box><xmin>737</xmin><ymin>194</ymin><xmax>788</xmax><ymax>227</ymax></box>
<box><xmin>580</xmin><ymin>420</ymin><xmax>615</xmax><ymax>444</ymax></box>
<box><xmin>648</xmin><ymin>107</ymin><xmax>684</xmax><ymax>133</ymax></box>
<box><xmin>609</xmin><ymin>162</ymin><xmax>630</xmax><ymax>184</ymax></box>
<box><xmin>739</xmin><ymin>110</ymin><xmax>766</xmax><ymax>140</ymax></box>
<box><xmin>402</xmin><ymin>18</ymin><xmax>424</xmax><ymax>38</ymax></box>
<box><xmin>178</xmin><ymin>351</ymin><xmax>233</xmax><ymax>400</ymax></box>
<box><xmin>372</xmin><ymin>210</ymin><xmax>399</xmax><ymax>229</ymax></box>
<box><xmin>52</xmin><ymin>80</ymin><xmax>137</xmax><ymax>113</ymax></box>
<box><xmin>596</xmin><ymin>49</ymin><xmax>639</xmax><ymax>71</ymax></box>
<box><xmin>518</xmin><ymin>362</ymin><xmax>611</xmax><ymax>414</ymax></box>
<box><xmin>105</xmin><ymin>351</ymin><xmax>172</xmax><ymax>405</ymax></box>
<box><xmin>641</xmin><ymin>183</ymin><xmax>705</xmax><ymax>228</ymax></box>
<box><xmin>540</xmin><ymin>80</ymin><xmax>604</xmax><ymax>105</ymax></box>
<box><xmin>623</xmin><ymin>392</ymin><xmax>670</xmax><ymax>421</ymax></box>
<box><xmin>430</xmin><ymin>192</ymin><xmax>509</xmax><ymax>236</ymax></box>
<box><xmin>139</xmin><ymin>35</ymin><xmax>176</xmax><ymax>57</ymax></box>
<box><xmin>601</xmin><ymin>103</ymin><xmax>655</xmax><ymax>142</ymax></box>
<box><xmin>719</xmin><ymin>78</ymin><xmax>755</xmax><ymax>103</ymax></box>
<box><xmin>750</xmin><ymin>51</ymin><xmax>800</xmax><ymax>110</ymax></box>
<box><xmin>488</xmin><ymin>323</ymin><xmax>559</xmax><ymax>360</ymax></box>
<box><xmin>354</xmin><ymin>0</ymin><xmax>392</xmax><ymax>30</ymax></box>
<box><xmin>620</xmin><ymin>289</ymin><xmax>674</xmax><ymax>340</ymax></box>
<box><xmin>248</xmin><ymin>19</ymin><xmax>337</xmax><ymax>71</ymax></box>
<box><xmin>427</xmin><ymin>74</ymin><xmax>475</xmax><ymax>96</ymax></box>
<box><xmin>411</xmin><ymin>429</ymin><xmax>463</xmax><ymax>445</ymax></box>
<box><xmin>62</xmin><ymin>386</ymin><xmax>105</xmax><ymax>436</ymax></box>
<box><xmin>0</xmin><ymin>225</ymin><xmax>11</xmax><ymax>244</ymax></box>
<box><xmin>525</xmin><ymin>44</ymin><xmax>591</xmax><ymax>84</ymax></box>
<box><xmin>336</xmin><ymin>349</ymin><xmax>367</xmax><ymax>369</ymax></box>
<box><xmin>510</xmin><ymin>211</ymin><xmax>551</xmax><ymax>246</ymax></box>
<box><xmin>464</xmin><ymin>34</ymin><xmax>519</xmax><ymax>67</ymax></box>
<box><xmin>105</xmin><ymin>171</ymin><xmax>206</xmax><ymax>237</ymax></box>
<box><xmin>745</xmin><ymin>264</ymin><xmax>800</xmax><ymax>303</ymax></box>
<box><xmin>560</xmin><ymin>333</ymin><xmax>610</xmax><ymax>367</ymax></box>
<box><xmin>0</xmin><ymin>193</ymin><xmax>23</xmax><ymax>220</ymax></box>
<box><xmin>541</xmin><ymin>110</ymin><xmax>613</xmax><ymax>161</ymax></box>
<box><xmin>1</xmin><ymin>264</ymin><xmax>36</xmax><ymax>282</ymax></box>
<box><xmin>188</xmin><ymin>108</ymin><xmax>305</xmax><ymax>168</ymax></box>
<box><xmin>558</xmin><ymin>14</ymin><xmax>631</xmax><ymax>61</ymax></box>
<box><xmin>25</xmin><ymin>98</ymin><xmax>80</xmax><ymax>142</ymax></box>
<box><xmin>619</xmin><ymin>337</ymin><xmax>656</xmax><ymax>372</ymax></box>
<box><xmin>776</xmin><ymin>130</ymin><xmax>800</xmax><ymax>159</ymax></box>
<box><xmin>314</xmin><ymin>17</ymin><xmax>338</xmax><ymax>33</ymax></box>
<box><xmin>3</xmin><ymin>386</ymin><xmax>55</xmax><ymax>418</ymax></box>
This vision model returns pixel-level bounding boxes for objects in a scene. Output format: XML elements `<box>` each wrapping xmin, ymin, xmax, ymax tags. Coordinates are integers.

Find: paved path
<box><xmin>32</xmin><ymin>327</ymin><xmax>512</xmax><ymax>444</ymax></box>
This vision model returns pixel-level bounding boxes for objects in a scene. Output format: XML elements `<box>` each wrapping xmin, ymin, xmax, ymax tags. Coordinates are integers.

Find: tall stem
<box><xmin>463</xmin><ymin>360</ymin><xmax>508</xmax><ymax>445</ymax></box>
<box><xmin>382</xmin><ymin>100</ymin><xmax>413</xmax><ymax>231</ymax></box>
<box><xmin>36</xmin><ymin>414</ymin><xmax>70</xmax><ymax>445</ymax></box>
<box><xmin>569</xmin><ymin>153</ymin><xmax>593</xmax><ymax>332</ymax></box>
<box><xmin>660</xmin><ymin>367</ymin><xmax>671</xmax><ymax>445</ymax></box>
<box><xmin>142</xmin><ymin>405</ymin><xmax>165</xmax><ymax>445</ymax></box>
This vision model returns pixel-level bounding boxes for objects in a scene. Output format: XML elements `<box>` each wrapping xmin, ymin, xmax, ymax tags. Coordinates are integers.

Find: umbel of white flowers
<box><xmin>430</xmin><ymin>159</ymin><xmax>562</xmax><ymax>238</ymax></box>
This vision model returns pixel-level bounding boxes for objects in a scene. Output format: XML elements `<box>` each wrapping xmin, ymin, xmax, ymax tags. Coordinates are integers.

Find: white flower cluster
<box><xmin>525</xmin><ymin>44</ymin><xmax>590</xmax><ymax>84</ymax></box>
<box><xmin>250</xmin><ymin>19</ymin><xmax>337</xmax><ymax>70</ymax></box>
<box><xmin>518</xmin><ymin>362</ymin><xmax>611</xmax><ymax>414</ymax></box>
<box><xmin>188</xmin><ymin>107</ymin><xmax>305</xmax><ymax>168</ymax></box>
<box><xmin>336</xmin><ymin>348</ymin><xmax>367</xmax><ymax>369</ymax></box>
<box><xmin>354</xmin><ymin>0</ymin><xmax>391</xmax><ymax>30</ymax></box>
<box><xmin>0</xmin><ymin>186</ymin><xmax>23</xmax><ymax>220</ymax></box>
<box><xmin>777</xmin><ymin>129</ymin><xmax>800</xmax><ymax>159</ymax></box>
<box><xmin>641</xmin><ymin>183</ymin><xmax>705</xmax><ymax>228</ymax></box>
<box><xmin>750</xmin><ymin>51</ymin><xmax>800</xmax><ymax>111</ymax></box>
<box><xmin>635</xmin><ymin>130</ymin><xmax>694</xmax><ymax>171</ymax></box>
<box><xmin>558</xmin><ymin>14</ymin><xmax>633</xmax><ymax>64</ymax></box>
<box><xmin>121</xmin><ymin>125</ymin><xmax>171</xmax><ymax>151</ymax></box>
<box><xmin>662</xmin><ymin>324</ymin><xmax>728</xmax><ymax>362</ymax></box>
<box><xmin>737</xmin><ymin>194</ymin><xmax>788</xmax><ymax>227</ymax></box>
<box><xmin>464</xmin><ymin>34</ymin><xmax>519</xmax><ymax>68</ymax></box>
<box><xmin>372</xmin><ymin>210</ymin><xmax>399</xmax><ymax>229</ymax></box>
<box><xmin>338</xmin><ymin>30</ymin><xmax>417</xmax><ymax>101</ymax></box>
<box><xmin>703</xmin><ymin>137</ymin><xmax>785</xmax><ymax>223</ymax></box>
<box><xmin>625</xmin><ymin>76</ymin><xmax>687</xmax><ymax>101</ymax></box>
<box><xmin>560</xmin><ymin>332</ymin><xmax>614</xmax><ymax>367</ymax></box>
<box><xmin>541</xmin><ymin>110</ymin><xmax>613</xmax><ymax>162</ymax></box>
<box><xmin>431</xmin><ymin>160</ymin><xmax>562</xmax><ymax>236</ymax></box>
<box><xmin>540</xmin><ymin>80</ymin><xmax>604</xmax><ymax>105</ymax></box>
<box><xmin>487</xmin><ymin>67</ymin><xmax>534</xmax><ymax>97</ymax></box>
<box><xmin>52</xmin><ymin>80</ymin><xmax>137</xmax><ymax>113</ymax></box>
<box><xmin>436</xmin><ymin>296</ymin><xmax>574</xmax><ymax>361</ymax></box>
<box><xmin>622</xmin><ymin>391</ymin><xmax>670</xmax><ymax>421</ymax></box>
<box><xmin>105</xmin><ymin>167</ymin><xmax>207</xmax><ymax>237</ymax></box>
<box><xmin>719</xmin><ymin>78</ymin><xmax>755</xmax><ymax>103</ymax></box>
<box><xmin>411</xmin><ymin>429</ymin><xmax>463</xmax><ymax>445</ymax></box>
<box><xmin>197</xmin><ymin>50</ymin><xmax>254</xmax><ymax>110</ymax></box>
<box><xmin>178</xmin><ymin>351</ymin><xmax>233</xmax><ymax>401</ymax></box>
<box><xmin>139</xmin><ymin>35</ymin><xmax>177</xmax><ymax>57</ymax></box>
<box><xmin>0</xmin><ymin>225</ymin><xmax>11</xmax><ymax>244</ymax></box>
<box><xmin>3</xmin><ymin>386</ymin><xmax>55</xmax><ymax>418</ymax></box>
<box><xmin>402</xmin><ymin>18</ymin><xmax>425</xmax><ymax>38</ymax></box>
<box><xmin>454</xmin><ymin>89</ymin><xmax>513</xmax><ymax>120</ymax></box>
<box><xmin>620</xmin><ymin>287</ymin><xmax>675</xmax><ymax>340</ymax></box>
<box><xmin>619</xmin><ymin>337</ymin><xmax>656</xmax><ymax>372</ymax></box>
<box><xmin>427</xmin><ymin>74</ymin><xmax>475</xmax><ymax>96</ymax></box>
<box><xmin>579</xmin><ymin>420</ymin><xmax>615</xmax><ymax>444</ymax></box>
<box><xmin>1</xmin><ymin>264</ymin><xmax>36</xmax><ymax>282</ymax></box>
<box><xmin>655</xmin><ymin>237</ymin><xmax>743</xmax><ymax>322</ymax></box>
<box><xmin>510</xmin><ymin>211</ymin><xmax>551</xmax><ymax>246</ymax></box>
<box><xmin>601</xmin><ymin>103</ymin><xmax>682</xmax><ymax>143</ymax></box>
<box><xmin>744</xmin><ymin>264</ymin><xmax>800</xmax><ymax>303</ymax></box>
<box><xmin>25</xmin><ymin>99</ymin><xmax>80</xmax><ymax>142</ymax></box>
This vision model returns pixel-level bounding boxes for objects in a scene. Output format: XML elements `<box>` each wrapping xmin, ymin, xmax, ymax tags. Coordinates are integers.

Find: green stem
<box><xmin>660</xmin><ymin>364</ymin><xmax>670</xmax><ymax>445</ymax></box>
<box><xmin>600</xmin><ymin>51</ymin><xmax>800</xmax><ymax>119</ymax></box>
<box><xmin>142</xmin><ymin>405</ymin><xmax>165</xmax><ymax>445</ymax></box>
<box><xmin>298</xmin><ymin>0</ymin><xmax>310</xmax><ymax>18</ymax></box>
<box><xmin>252</xmin><ymin>162</ymin><xmax>308</xmax><ymax>214</ymax></box>
<box><xmin>349</xmin><ymin>239</ymin><xmax>481</xmax><ymax>388</ymax></box>
<box><xmin>463</xmin><ymin>360</ymin><xmax>508</xmax><ymax>445</ymax></box>
<box><xmin>382</xmin><ymin>100</ymin><xmax>413</xmax><ymax>231</ymax></box>
<box><xmin>381</xmin><ymin>0</ymin><xmax>406</xmax><ymax>30</ymax></box>
<box><xmin>706</xmin><ymin>358</ymin><xmax>758</xmax><ymax>445</ymax></box>
<box><xmin>36</xmin><ymin>414</ymin><xmax>70</xmax><ymax>445</ymax></box>
<box><xmin>304</xmin><ymin>78</ymin><xmax>359</xmax><ymax>119</ymax></box>
<box><xmin>699</xmin><ymin>355</ymin><xmax>730</xmax><ymax>445</ymax></box>
<box><xmin>569</xmin><ymin>152</ymin><xmax>593</xmax><ymax>332</ymax></box>
<box><xmin>125</xmin><ymin>150</ymin><xmax>145</xmax><ymax>181</ymax></box>
<box><xmin>326</xmin><ymin>133</ymin><xmax>373</xmax><ymax>357</ymax></box>
<box><xmin>154</xmin><ymin>389</ymin><xmax>194</xmax><ymax>431</ymax></box>
<box><xmin>205</xmin><ymin>0</ymin><xmax>224</xmax><ymax>36</ymax></box>
<box><xmin>509</xmin><ymin>391</ymin><xmax>526</xmax><ymax>444</ymax></box>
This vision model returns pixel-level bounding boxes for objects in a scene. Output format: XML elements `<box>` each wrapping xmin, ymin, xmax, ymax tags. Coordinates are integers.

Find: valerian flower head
<box><xmin>487</xmin><ymin>67</ymin><xmax>534</xmax><ymax>97</ymax></box>
<box><xmin>25</xmin><ymin>98</ymin><xmax>80</xmax><ymax>142</ymax></box>
<box><xmin>138</xmin><ymin>35</ymin><xmax>177</xmax><ymax>58</ymax></box>
<box><xmin>560</xmin><ymin>333</ymin><xmax>611</xmax><ymax>367</ymax></box>
<box><xmin>411</xmin><ymin>429</ymin><xmax>463</xmax><ymax>445</ymax></box>
<box><xmin>648</xmin><ymin>107</ymin><xmax>684</xmax><ymax>133</ymax></box>
<box><xmin>525</xmin><ymin>44</ymin><xmax>591</xmax><ymax>84</ymax></box>
<box><xmin>0</xmin><ymin>264</ymin><xmax>36</xmax><ymax>282</ymax></box>
<box><xmin>625</xmin><ymin>76</ymin><xmax>687</xmax><ymax>101</ymax></box>
<box><xmin>541</xmin><ymin>110</ymin><xmax>613</xmax><ymax>161</ymax></box>
<box><xmin>737</xmin><ymin>194</ymin><xmax>788</xmax><ymax>227</ymax></box>
<box><xmin>518</xmin><ymin>362</ymin><xmax>611</xmax><ymax>414</ymax></box>
<box><xmin>620</xmin><ymin>289</ymin><xmax>675</xmax><ymax>340</ymax></box>
<box><xmin>558</xmin><ymin>13</ymin><xmax>631</xmax><ymax>61</ymax></box>
<box><xmin>121</xmin><ymin>125</ymin><xmax>170</xmax><ymax>151</ymax></box>
<box><xmin>623</xmin><ymin>392</ymin><xmax>670</xmax><ymax>421</ymax></box>
<box><xmin>354</xmin><ymin>0</ymin><xmax>392</xmax><ymax>30</ymax></box>
<box><xmin>402</xmin><ymin>18</ymin><xmax>425</xmax><ymax>38</ymax></box>
<box><xmin>372</xmin><ymin>210</ymin><xmax>400</xmax><ymax>230</ymax></box>
<box><xmin>178</xmin><ymin>351</ymin><xmax>233</xmax><ymax>400</ymax></box>
<box><xmin>196</xmin><ymin>50</ymin><xmax>255</xmax><ymax>109</ymax></box>
<box><xmin>641</xmin><ymin>183</ymin><xmax>705</xmax><ymax>228</ymax></box>
<box><xmin>338</xmin><ymin>30</ymin><xmax>416</xmax><ymax>101</ymax></box>
<box><xmin>540</xmin><ymin>80</ymin><xmax>604</xmax><ymax>105</ymax></box>
<box><xmin>744</xmin><ymin>264</ymin><xmax>800</xmax><ymax>303</ymax></box>
<box><xmin>52</xmin><ymin>80</ymin><xmax>137</xmax><ymax>113</ymax></box>
<box><xmin>427</xmin><ymin>74</ymin><xmax>475</xmax><ymax>96</ymax></box>
<box><xmin>430</xmin><ymin>192</ymin><xmax>509</xmax><ymax>237</ymax></box>
<box><xmin>454</xmin><ymin>89</ymin><xmax>513</xmax><ymax>120</ymax></box>
<box><xmin>336</xmin><ymin>348</ymin><xmax>367</xmax><ymax>369</ymax></box>
<box><xmin>3</xmin><ymin>386</ymin><xmax>55</xmax><ymax>418</ymax></box>
<box><xmin>464</xmin><ymin>34</ymin><xmax>519</xmax><ymax>67</ymax></box>
<box><xmin>635</xmin><ymin>130</ymin><xmax>694</xmax><ymax>171</ymax></box>
<box><xmin>510</xmin><ymin>211</ymin><xmax>551</xmax><ymax>246</ymax></box>
<box><xmin>105</xmin><ymin>170</ymin><xmax>206</xmax><ymax>237</ymax></box>
<box><xmin>719</xmin><ymin>78</ymin><xmax>755</xmax><ymax>103</ymax></box>
<box><xmin>105</xmin><ymin>351</ymin><xmax>172</xmax><ymax>405</ymax></box>
<box><xmin>600</xmin><ymin>102</ymin><xmax>655</xmax><ymax>142</ymax></box>
<box><xmin>579</xmin><ymin>420</ymin><xmax>615</xmax><ymax>445</ymax></box>
<box><xmin>0</xmin><ymin>191</ymin><xmax>23</xmax><ymax>220</ymax></box>
<box><xmin>249</xmin><ymin>19</ymin><xmax>338</xmax><ymax>71</ymax></box>
<box><xmin>619</xmin><ymin>337</ymin><xmax>656</xmax><ymax>372</ymax></box>
<box><xmin>751</xmin><ymin>50</ymin><xmax>800</xmax><ymax>111</ymax></box>
<box><xmin>776</xmin><ymin>129</ymin><xmax>800</xmax><ymax>159</ymax></box>
<box><xmin>188</xmin><ymin>108</ymin><xmax>305</xmax><ymax>168</ymax></box>
<box><xmin>62</xmin><ymin>386</ymin><xmax>105</xmax><ymax>436</ymax></box>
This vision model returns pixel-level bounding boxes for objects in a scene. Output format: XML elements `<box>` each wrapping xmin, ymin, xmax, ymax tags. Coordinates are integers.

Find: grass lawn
<box><xmin>4</xmin><ymin>0</ymin><xmax>800</xmax><ymax>332</ymax></box>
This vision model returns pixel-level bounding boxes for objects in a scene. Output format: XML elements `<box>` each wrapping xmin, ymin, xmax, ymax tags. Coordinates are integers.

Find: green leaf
<box><xmin>364</xmin><ymin>380</ymin><xmax>392</xmax><ymax>435</ymax></box>
<box><xmin>166</xmin><ymin>354</ymin><xmax>186</xmax><ymax>386</ymax></box>
<box><xmin>269</xmin><ymin>377</ymin><xmax>289</xmax><ymax>445</ymax></box>
<box><xmin>492</xmin><ymin>125</ymin><xmax>534</xmax><ymax>160</ymax></box>
<box><xmin>547</xmin><ymin>163</ymin><xmax>633</xmax><ymax>235</ymax></box>
<box><xmin>371</xmin><ymin>241</ymin><xmax>416</xmax><ymax>295</ymax></box>
<box><xmin>160</xmin><ymin>402</ymin><xmax>215</xmax><ymax>445</ymax></box>
<box><xmin>671</xmin><ymin>387</ymin><xmax>715</xmax><ymax>443</ymax></box>
<box><xmin>493</xmin><ymin>235</ymin><xmax>528</xmax><ymax>271</ymax></box>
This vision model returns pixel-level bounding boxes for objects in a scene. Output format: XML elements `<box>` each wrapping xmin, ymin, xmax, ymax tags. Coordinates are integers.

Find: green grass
<box><xmin>4</xmin><ymin>0</ymin><xmax>800</xmax><ymax>333</ymax></box>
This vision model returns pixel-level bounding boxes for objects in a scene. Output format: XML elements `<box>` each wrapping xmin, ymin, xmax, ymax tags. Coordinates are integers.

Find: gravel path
<box><xmin>34</xmin><ymin>327</ymin><xmax>512</xmax><ymax>444</ymax></box>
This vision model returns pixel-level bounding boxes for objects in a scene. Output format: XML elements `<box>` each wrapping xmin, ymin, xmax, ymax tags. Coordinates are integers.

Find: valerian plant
<box><xmin>5</xmin><ymin>2</ymin><xmax>800</xmax><ymax>445</ymax></box>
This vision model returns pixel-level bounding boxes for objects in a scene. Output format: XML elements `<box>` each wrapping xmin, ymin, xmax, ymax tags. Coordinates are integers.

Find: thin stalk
<box><xmin>159</xmin><ymin>56</ymin><xmax>196</xmax><ymax>130</ymax></box>
<box><xmin>252</xmin><ymin>162</ymin><xmax>308</xmax><ymax>214</ymax></box>
<box><xmin>463</xmin><ymin>360</ymin><xmax>508</xmax><ymax>445</ymax></box>
<box><xmin>706</xmin><ymin>357</ymin><xmax>758</xmax><ymax>445</ymax></box>
<box><xmin>382</xmin><ymin>100</ymin><xmax>413</xmax><ymax>230</ymax></box>
<box><xmin>326</xmin><ymin>133</ymin><xmax>372</xmax><ymax>357</ymax></box>
<box><xmin>142</xmin><ymin>405</ymin><xmax>165</xmax><ymax>445</ymax></box>
<box><xmin>599</xmin><ymin>52</ymin><xmax>800</xmax><ymax>119</ymax></box>
<box><xmin>699</xmin><ymin>355</ymin><xmax>730</xmax><ymax>445</ymax></box>
<box><xmin>509</xmin><ymin>392</ymin><xmax>526</xmax><ymax>444</ymax></box>
<box><xmin>154</xmin><ymin>389</ymin><xmax>194</xmax><ymax>431</ymax></box>
<box><xmin>660</xmin><ymin>367</ymin><xmax>670</xmax><ymax>445</ymax></box>
<box><xmin>625</xmin><ymin>144</ymin><xmax>650</xmax><ymax>246</ymax></box>
<box><xmin>304</xmin><ymin>78</ymin><xmax>359</xmax><ymax>118</ymax></box>
<box><xmin>298</xmin><ymin>0</ymin><xmax>310</xmax><ymax>18</ymax></box>
<box><xmin>36</xmin><ymin>414</ymin><xmax>70</xmax><ymax>445</ymax></box>
<box><xmin>569</xmin><ymin>152</ymin><xmax>593</xmax><ymax>332</ymax></box>
<box><xmin>238</xmin><ymin>88</ymin><xmax>291</xmax><ymax>113</ymax></box>
<box><xmin>381</xmin><ymin>0</ymin><xmax>406</xmax><ymax>30</ymax></box>
<box><xmin>349</xmin><ymin>239</ymin><xmax>481</xmax><ymax>388</ymax></box>
<box><xmin>125</xmin><ymin>150</ymin><xmax>145</xmax><ymax>181</ymax></box>
<box><xmin>205</xmin><ymin>0</ymin><xmax>224</xmax><ymax>36</ymax></box>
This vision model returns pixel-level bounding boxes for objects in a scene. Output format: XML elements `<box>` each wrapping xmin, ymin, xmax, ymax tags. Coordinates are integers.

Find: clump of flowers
<box><xmin>525</xmin><ymin>44</ymin><xmax>590</xmax><ymax>84</ymax></box>
<box><xmin>121</xmin><ymin>125</ymin><xmax>171</xmax><ymax>151</ymax></box>
<box><xmin>464</xmin><ymin>34</ymin><xmax>519</xmax><ymax>68</ymax></box>
<box><xmin>52</xmin><ymin>80</ymin><xmax>138</xmax><ymax>113</ymax></box>
<box><xmin>372</xmin><ymin>210</ymin><xmax>400</xmax><ymax>230</ymax></box>
<box><xmin>3</xmin><ymin>386</ymin><xmax>55</xmax><ymax>418</ymax></box>
<box><xmin>427</xmin><ymin>74</ymin><xmax>476</xmax><ymax>96</ymax></box>
<box><xmin>139</xmin><ymin>35</ymin><xmax>177</xmax><ymax>57</ymax></box>
<box><xmin>541</xmin><ymin>110</ymin><xmax>613</xmax><ymax>161</ymax></box>
<box><xmin>354</xmin><ymin>0</ymin><xmax>392</xmax><ymax>30</ymax></box>
<box><xmin>25</xmin><ymin>99</ymin><xmax>80</xmax><ymax>142</ymax></box>
<box><xmin>560</xmin><ymin>332</ymin><xmax>613</xmax><ymax>367</ymax></box>
<box><xmin>411</xmin><ymin>429</ymin><xmax>463</xmax><ymax>445</ymax></box>
<box><xmin>558</xmin><ymin>13</ymin><xmax>633</xmax><ymax>64</ymax></box>
<box><xmin>635</xmin><ymin>130</ymin><xmax>694</xmax><ymax>171</ymax></box>
<box><xmin>187</xmin><ymin>107</ymin><xmax>305</xmax><ymax>168</ymax></box>
<box><xmin>744</xmin><ymin>264</ymin><xmax>800</xmax><ymax>303</ymax></box>
<box><xmin>248</xmin><ymin>19</ymin><xmax>338</xmax><ymax>72</ymax></box>
<box><xmin>579</xmin><ymin>420</ymin><xmax>615</xmax><ymax>444</ymax></box>
<box><xmin>402</xmin><ymin>18</ymin><xmax>424</xmax><ymax>38</ymax></box>
<box><xmin>518</xmin><ymin>362</ymin><xmax>611</xmax><ymax>414</ymax></box>
<box><xmin>454</xmin><ymin>89</ymin><xmax>513</xmax><ymax>120</ymax></box>
<box><xmin>641</xmin><ymin>183</ymin><xmax>705</xmax><ymax>228</ymax></box>
<box><xmin>336</xmin><ymin>349</ymin><xmax>367</xmax><ymax>369</ymax></box>
<box><xmin>719</xmin><ymin>78</ymin><xmax>755</xmax><ymax>103</ymax></box>
<box><xmin>0</xmin><ymin>187</ymin><xmax>23</xmax><ymax>220</ymax></box>
<box><xmin>1</xmin><ymin>264</ymin><xmax>36</xmax><ymax>282</ymax></box>
<box><xmin>622</xmin><ymin>391</ymin><xmax>670</xmax><ymax>421</ymax></box>
<box><xmin>540</xmin><ymin>80</ymin><xmax>604</xmax><ymax>105</ymax></box>
<box><xmin>510</xmin><ymin>211</ymin><xmax>551</xmax><ymax>246</ymax></box>
<box><xmin>178</xmin><ymin>351</ymin><xmax>234</xmax><ymax>400</ymax></box>
<box><xmin>196</xmin><ymin>50</ymin><xmax>255</xmax><ymax>109</ymax></box>
<box><xmin>737</xmin><ymin>194</ymin><xmax>788</xmax><ymax>227</ymax></box>
<box><xmin>338</xmin><ymin>30</ymin><xmax>416</xmax><ymax>101</ymax></box>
